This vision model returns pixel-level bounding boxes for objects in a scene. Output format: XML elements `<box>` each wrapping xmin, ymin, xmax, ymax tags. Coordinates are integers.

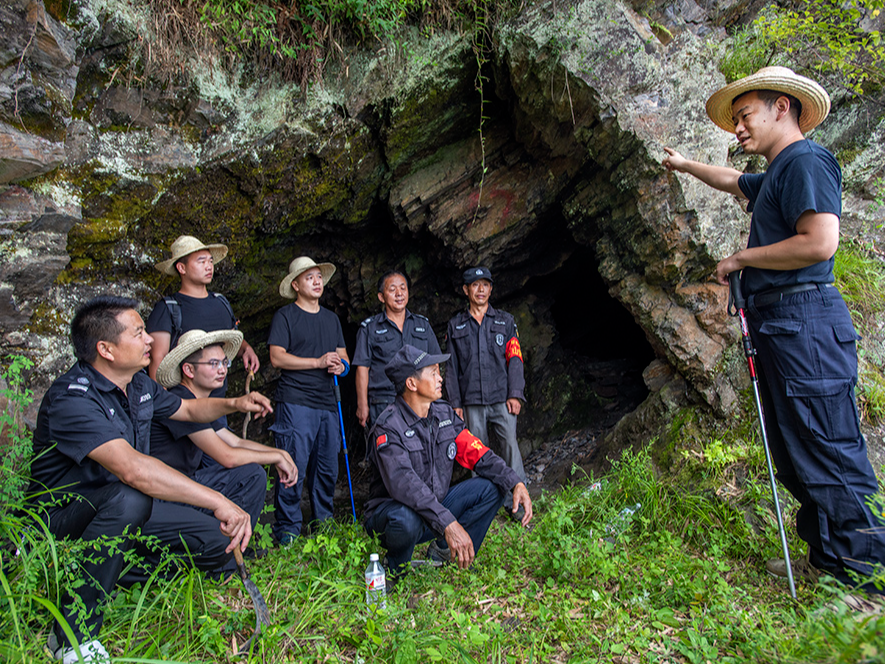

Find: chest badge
<box><xmin>447</xmin><ymin>441</ymin><xmax>457</xmax><ymax>460</ymax></box>
<box><xmin>405</xmin><ymin>429</ymin><xmax>415</xmax><ymax>437</ymax></box>
<box><xmin>495</xmin><ymin>333</ymin><xmax>504</xmax><ymax>346</ymax></box>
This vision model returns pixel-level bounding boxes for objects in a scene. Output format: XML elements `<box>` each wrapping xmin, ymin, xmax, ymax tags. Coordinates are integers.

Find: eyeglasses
<box><xmin>187</xmin><ymin>359</ymin><xmax>232</xmax><ymax>369</ymax></box>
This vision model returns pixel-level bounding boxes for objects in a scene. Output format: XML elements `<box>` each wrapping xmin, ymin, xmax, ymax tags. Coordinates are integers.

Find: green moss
<box><xmin>26</xmin><ymin>303</ymin><xmax>68</xmax><ymax>337</ymax></box>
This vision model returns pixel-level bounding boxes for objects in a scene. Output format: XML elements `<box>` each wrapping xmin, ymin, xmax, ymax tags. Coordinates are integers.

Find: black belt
<box><xmin>751</xmin><ymin>282</ymin><xmax>834</xmax><ymax>308</ymax></box>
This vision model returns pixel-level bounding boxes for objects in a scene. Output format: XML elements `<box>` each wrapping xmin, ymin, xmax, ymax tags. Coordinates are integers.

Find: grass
<box><xmin>2</xmin><ymin>446</ymin><xmax>883</xmax><ymax>663</ymax></box>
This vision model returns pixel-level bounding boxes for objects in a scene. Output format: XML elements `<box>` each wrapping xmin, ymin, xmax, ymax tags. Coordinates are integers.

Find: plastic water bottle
<box><xmin>365</xmin><ymin>553</ymin><xmax>386</xmax><ymax>609</ymax></box>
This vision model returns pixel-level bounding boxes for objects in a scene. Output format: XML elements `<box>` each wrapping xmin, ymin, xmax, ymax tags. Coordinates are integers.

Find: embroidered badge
<box><xmin>67</xmin><ymin>384</ymin><xmax>89</xmax><ymax>392</ymax></box>
<box><xmin>139</xmin><ymin>393</ymin><xmax>152</xmax><ymax>403</ymax></box>
<box><xmin>475</xmin><ymin>269</ymin><xmax>483</xmax><ymax>275</ymax></box>
<box><xmin>109</xmin><ymin>408</ymin><xmax>115</xmax><ymax>416</ymax></box>
<box><xmin>376</xmin><ymin>434</ymin><xmax>388</xmax><ymax>448</ymax></box>
<box><xmin>495</xmin><ymin>333</ymin><xmax>504</xmax><ymax>346</ymax></box>
<box><xmin>438</xmin><ymin>419</ymin><xmax>452</xmax><ymax>428</ymax></box>
<box><xmin>77</xmin><ymin>377</ymin><xmax>90</xmax><ymax>385</ymax></box>
<box><xmin>405</xmin><ymin>429</ymin><xmax>415</xmax><ymax>437</ymax></box>
<box><xmin>447</xmin><ymin>442</ymin><xmax>457</xmax><ymax>460</ymax></box>
<box><xmin>415</xmin><ymin>327</ymin><xmax>425</xmax><ymax>332</ymax></box>
<box><xmin>375</xmin><ymin>328</ymin><xmax>388</xmax><ymax>334</ymax></box>
<box><xmin>455</xmin><ymin>323</ymin><xmax>467</xmax><ymax>330</ymax></box>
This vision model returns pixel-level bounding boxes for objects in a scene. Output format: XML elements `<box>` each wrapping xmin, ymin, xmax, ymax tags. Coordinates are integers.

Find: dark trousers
<box><xmin>46</xmin><ymin>483</ymin><xmax>153</xmax><ymax>646</ymax></box>
<box><xmin>271</xmin><ymin>402</ymin><xmax>339</xmax><ymax>538</ymax></box>
<box><xmin>748</xmin><ymin>285</ymin><xmax>885</xmax><ymax>589</ymax></box>
<box><xmin>123</xmin><ymin>462</ymin><xmax>267</xmax><ymax>584</ymax></box>
<box><xmin>364</xmin><ymin>477</ymin><xmax>503</xmax><ymax>574</ymax></box>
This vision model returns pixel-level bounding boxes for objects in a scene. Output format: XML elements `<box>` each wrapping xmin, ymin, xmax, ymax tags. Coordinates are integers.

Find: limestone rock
<box><xmin>0</xmin><ymin>120</ymin><xmax>65</xmax><ymax>182</ymax></box>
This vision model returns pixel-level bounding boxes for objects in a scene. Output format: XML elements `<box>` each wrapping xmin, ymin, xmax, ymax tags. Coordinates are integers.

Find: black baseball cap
<box><xmin>463</xmin><ymin>266</ymin><xmax>493</xmax><ymax>284</ymax></box>
<box><xmin>385</xmin><ymin>344</ymin><xmax>450</xmax><ymax>393</ymax></box>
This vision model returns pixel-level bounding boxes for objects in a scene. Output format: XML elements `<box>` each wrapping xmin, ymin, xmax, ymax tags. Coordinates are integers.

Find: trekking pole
<box><xmin>333</xmin><ymin>374</ymin><xmax>357</xmax><ymax>522</ymax></box>
<box><xmin>728</xmin><ymin>272</ymin><xmax>796</xmax><ymax>600</ymax></box>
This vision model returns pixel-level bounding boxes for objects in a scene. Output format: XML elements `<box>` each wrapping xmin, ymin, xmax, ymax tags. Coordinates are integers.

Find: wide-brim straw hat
<box><xmin>279</xmin><ymin>256</ymin><xmax>336</xmax><ymax>299</ymax></box>
<box><xmin>155</xmin><ymin>235</ymin><xmax>229</xmax><ymax>276</ymax></box>
<box><xmin>705</xmin><ymin>66</ymin><xmax>831</xmax><ymax>134</ymax></box>
<box><xmin>156</xmin><ymin>328</ymin><xmax>243</xmax><ymax>388</ymax></box>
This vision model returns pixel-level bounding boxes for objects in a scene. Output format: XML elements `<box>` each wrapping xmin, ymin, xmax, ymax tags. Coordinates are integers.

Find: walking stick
<box><xmin>333</xmin><ymin>374</ymin><xmax>357</xmax><ymax>522</ymax></box>
<box><xmin>728</xmin><ymin>272</ymin><xmax>796</xmax><ymax>600</ymax></box>
<box><xmin>241</xmin><ymin>370</ymin><xmax>254</xmax><ymax>439</ymax></box>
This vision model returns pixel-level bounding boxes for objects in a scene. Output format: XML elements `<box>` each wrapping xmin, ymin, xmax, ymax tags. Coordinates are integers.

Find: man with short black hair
<box><xmin>353</xmin><ymin>269</ymin><xmax>441</xmax><ymax>428</ymax></box>
<box><xmin>364</xmin><ymin>344</ymin><xmax>532</xmax><ymax>579</ymax></box>
<box><xmin>445</xmin><ymin>267</ymin><xmax>527</xmax><ymax>486</ymax></box>
<box><xmin>27</xmin><ymin>296</ymin><xmax>273</xmax><ymax>663</ymax></box>
<box><xmin>663</xmin><ymin>66</ymin><xmax>885</xmax><ymax>595</ymax></box>
<box><xmin>147</xmin><ymin>235</ymin><xmax>259</xmax><ymax>385</ymax></box>
<box><xmin>134</xmin><ymin>329</ymin><xmax>299</xmax><ymax>582</ymax></box>
<box><xmin>268</xmin><ymin>257</ymin><xmax>349</xmax><ymax>545</ymax></box>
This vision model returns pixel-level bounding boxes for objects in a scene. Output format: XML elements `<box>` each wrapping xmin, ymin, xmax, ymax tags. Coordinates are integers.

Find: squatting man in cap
<box><xmin>25</xmin><ymin>296</ymin><xmax>273</xmax><ymax>664</ymax></box>
<box><xmin>353</xmin><ymin>269</ymin><xmax>442</xmax><ymax>429</ymax></box>
<box><xmin>363</xmin><ymin>344</ymin><xmax>533</xmax><ymax>583</ymax></box>
<box><xmin>268</xmin><ymin>257</ymin><xmax>349</xmax><ymax>546</ymax></box>
<box><xmin>663</xmin><ymin>67</ymin><xmax>885</xmax><ymax>597</ymax></box>
<box><xmin>446</xmin><ymin>267</ymin><xmax>527</xmax><ymax>514</ymax></box>
<box><xmin>147</xmin><ymin>235</ymin><xmax>260</xmax><ymax>387</ymax></box>
<box><xmin>137</xmin><ymin>329</ymin><xmax>299</xmax><ymax>581</ymax></box>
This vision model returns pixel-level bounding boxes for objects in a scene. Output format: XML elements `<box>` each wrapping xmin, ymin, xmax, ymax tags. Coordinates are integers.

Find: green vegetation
<box><xmin>719</xmin><ymin>0</ymin><xmax>885</xmax><ymax>96</ymax></box>
<box><xmin>2</xmin><ymin>359</ymin><xmax>883</xmax><ymax>662</ymax></box>
<box><xmin>139</xmin><ymin>0</ymin><xmax>521</xmax><ymax>87</ymax></box>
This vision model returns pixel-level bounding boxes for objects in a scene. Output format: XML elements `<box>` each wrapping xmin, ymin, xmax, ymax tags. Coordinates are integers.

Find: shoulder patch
<box><xmin>67</xmin><ymin>383</ymin><xmax>89</xmax><ymax>393</ymax></box>
<box><xmin>455</xmin><ymin>323</ymin><xmax>467</xmax><ymax>330</ymax></box>
<box><xmin>414</xmin><ymin>313</ymin><xmax>429</xmax><ymax>321</ymax></box>
<box><xmin>376</xmin><ymin>433</ymin><xmax>389</xmax><ymax>449</ymax></box>
<box><xmin>361</xmin><ymin>317</ymin><xmax>372</xmax><ymax>327</ymax></box>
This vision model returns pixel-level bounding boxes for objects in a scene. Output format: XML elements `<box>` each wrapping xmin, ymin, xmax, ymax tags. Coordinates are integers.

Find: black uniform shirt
<box><xmin>27</xmin><ymin>362</ymin><xmax>182</xmax><ymax>503</ymax></box>
<box><xmin>364</xmin><ymin>397</ymin><xmax>520</xmax><ymax>535</ymax></box>
<box><xmin>352</xmin><ymin>310</ymin><xmax>441</xmax><ymax>402</ymax></box>
<box><xmin>445</xmin><ymin>305</ymin><xmax>525</xmax><ymax>408</ymax></box>
<box><xmin>149</xmin><ymin>384</ymin><xmax>226</xmax><ymax>477</ymax></box>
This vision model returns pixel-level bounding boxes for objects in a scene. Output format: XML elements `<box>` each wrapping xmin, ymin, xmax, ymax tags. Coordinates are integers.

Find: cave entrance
<box><xmin>549</xmin><ymin>247</ymin><xmax>655</xmax><ymax>429</ymax></box>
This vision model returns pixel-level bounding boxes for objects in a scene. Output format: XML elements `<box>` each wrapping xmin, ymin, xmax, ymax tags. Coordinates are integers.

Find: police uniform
<box><xmin>364</xmin><ymin>396</ymin><xmax>521</xmax><ymax>573</ymax></box>
<box><xmin>446</xmin><ymin>303</ymin><xmax>526</xmax><ymax>481</ymax></box>
<box><xmin>353</xmin><ymin>310</ymin><xmax>441</xmax><ymax>425</ymax></box>
<box><xmin>27</xmin><ymin>362</ymin><xmax>182</xmax><ymax>646</ymax></box>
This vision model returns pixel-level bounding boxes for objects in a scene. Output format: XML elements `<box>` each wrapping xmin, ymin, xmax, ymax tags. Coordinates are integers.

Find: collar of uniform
<box><xmin>461</xmin><ymin>303</ymin><xmax>498</xmax><ymax>321</ymax></box>
<box><xmin>394</xmin><ymin>394</ymin><xmax>426</xmax><ymax>427</ymax></box>
<box><xmin>382</xmin><ymin>309</ymin><xmax>413</xmax><ymax>327</ymax></box>
<box><xmin>74</xmin><ymin>360</ymin><xmax>125</xmax><ymax>395</ymax></box>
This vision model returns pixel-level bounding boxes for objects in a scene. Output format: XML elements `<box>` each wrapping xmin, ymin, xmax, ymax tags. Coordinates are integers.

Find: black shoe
<box><xmin>426</xmin><ymin>540</ymin><xmax>451</xmax><ymax>564</ymax></box>
<box><xmin>502</xmin><ymin>504</ymin><xmax>525</xmax><ymax>523</ymax></box>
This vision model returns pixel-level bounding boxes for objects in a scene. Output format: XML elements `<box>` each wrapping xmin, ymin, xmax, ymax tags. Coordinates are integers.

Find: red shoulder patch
<box><xmin>376</xmin><ymin>433</ymin><xmax>388</xmax><ymax>448</ymax></box>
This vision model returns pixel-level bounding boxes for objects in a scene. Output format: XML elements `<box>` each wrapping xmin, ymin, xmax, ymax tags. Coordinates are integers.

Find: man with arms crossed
<box><xmin>663</xmin><ymin>67</ymin><xmax>885</xmax><ymax>595</ymax></box>
<box><xmin>354</xmin><ymin>269</ymin><xmax>442</xmax><ymax>429</ymax></box>
<box><xmin>26</xmin><ymin>296</ymin><xmax>272</xmax><ymax>663</ymax></box>
<box><xmin>268</xmin><ymin>257</ymin><xmax>349</xmax><ymax>545</ymax></box>
<box><xmin>136</xmin><ymin>329</ymin><xmax>298</xmax><ymax>580</ymax></box>
<box><xmin>364</xmin><ymin>345</ymin><xmax>532</xmax><ymax>582</ymax></box>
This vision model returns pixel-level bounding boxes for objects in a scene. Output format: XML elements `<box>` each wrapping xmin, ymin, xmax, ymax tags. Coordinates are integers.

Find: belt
<box><xmin>751</xmin><ymin>282</ymin><xmax>834</xmax><ymax>308</ymax></box>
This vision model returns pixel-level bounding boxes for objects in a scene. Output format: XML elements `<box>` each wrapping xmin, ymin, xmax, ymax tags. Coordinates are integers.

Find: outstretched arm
<box><xmin>662</xmin><ymin>147</ymin><xmax>745</xmax><ymax>198</ymax></box>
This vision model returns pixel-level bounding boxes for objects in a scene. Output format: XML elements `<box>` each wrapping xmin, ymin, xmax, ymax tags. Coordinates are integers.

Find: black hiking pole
<box><xmin>728</xmin><ymin>272</ymin><xmax>796</xmax><ymax>600</ymax></box>
<box><xmin>334</xmin><ymin>374</ymin><xmax>357</xmax><ymax>522</ymax></box>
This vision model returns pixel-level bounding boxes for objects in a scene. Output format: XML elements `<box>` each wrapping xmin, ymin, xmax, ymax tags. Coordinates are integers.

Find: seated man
<box><xmin>26</xmin><ymin>296</ymin><xmax>272</xmax><ymax>664</ymax></box>
<box><xmin>364</xmin><ymin>345</ymin><xmax>533</xmax><ymax>580</ymax></box>
<box><xmin>131</xmin><ymin>329</ymin><xmax>299</xmax><ymax>582</ymax></box>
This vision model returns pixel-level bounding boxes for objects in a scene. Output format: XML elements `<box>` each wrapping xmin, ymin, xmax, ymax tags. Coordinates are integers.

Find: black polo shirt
<box><xmin>364</xmin><ymin>397</ymin><xmax>520</xmax><ymax>535</ymax></box>
<box><xmin>27</xmin><ymin>362</ymin><xmax>182</xmax><ymax>503</ymax></box>
<box><xmin>149</xmin><ymin>384</ymin><xmax>226</xmax><ymax>478</ymax></box>
<box><xmin>352</xmin><ymin>310</ymin><xmax>441</xmax><ymax>403</ymax></box>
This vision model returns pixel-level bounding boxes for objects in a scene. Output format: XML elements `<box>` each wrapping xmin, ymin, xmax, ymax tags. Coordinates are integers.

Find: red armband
<box><xmin>505</xmin><ymin>337</ymin><xmax>523</xmax><ymax>363</ymax></box>
<box><xmin>455</xmin><ymin>429</ymin><xmax>490</xmax><ymax>470</ymax></box>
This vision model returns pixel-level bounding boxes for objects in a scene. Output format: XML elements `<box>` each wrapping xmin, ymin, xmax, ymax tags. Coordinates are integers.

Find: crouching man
<box><xmin>25</xmin><ymin>296</ymin><xmax>273</xmax><ymax>663</ymax></box>
<box><xmin>129</xmin><ymin>329</ymin><xmax>299</xmax><ymax>582</ymax></box>
<box><xmin>364</xmin><ymin>345</ymin><xmax>533</xmax><ymax>580</ymax></box>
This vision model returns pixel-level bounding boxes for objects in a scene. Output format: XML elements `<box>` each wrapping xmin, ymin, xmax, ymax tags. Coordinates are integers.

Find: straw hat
<box><xmin>705</xmin><ymin>66</ymin><xmax>831</xmax><ymax>134</ymax></box>
<box><xmin>156</xmin><ymin>328</ymin><xmax>243</xmax><ymax>388</ymax></box>
<box><xmin>278</xmin><ymin>256</ymin><xmax>336</xmax><ymax>299</ymax></box>
<box><xmin>155</xmin><ymin>235</ymin><xmax>229</xmax><ymax>276</ymax></box>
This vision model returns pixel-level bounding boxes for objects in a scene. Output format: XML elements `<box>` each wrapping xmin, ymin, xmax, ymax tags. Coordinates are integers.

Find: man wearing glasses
<box><xmin>140</xmin><ymin>328</ymin><xmax>298</xmax><ymax>579</ymax></box>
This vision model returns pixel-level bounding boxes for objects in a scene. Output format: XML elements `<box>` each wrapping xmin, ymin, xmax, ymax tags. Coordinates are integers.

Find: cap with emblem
<box><xmin>385</xmin><ymin>344</ymin><xmax>450</xmax><ymax>394</ymax></box>
<box><xmin>462</xmin><ymin>266</ymin><xmax>493</xmax><ymax>285</ymax></box>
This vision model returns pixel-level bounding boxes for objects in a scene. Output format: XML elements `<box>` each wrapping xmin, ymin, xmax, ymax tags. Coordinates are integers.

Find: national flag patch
<box><xmin>376</xmin><ymin>434</ymin><xmax>388</xmax><ymax>448</ymax></box>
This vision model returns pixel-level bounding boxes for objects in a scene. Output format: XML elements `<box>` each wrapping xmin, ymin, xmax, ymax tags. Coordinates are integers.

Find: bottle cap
<box><xmin>370</xmin><ymin>553</ymin><xmax>379</xmax><ymax>561</ymax></box>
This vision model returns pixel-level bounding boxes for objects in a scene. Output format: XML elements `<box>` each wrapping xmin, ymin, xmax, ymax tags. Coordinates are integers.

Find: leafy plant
<box><xmin>0</xmin><ymin>356</ymin><xmax>35</xmax><ymax>514</ymax></box>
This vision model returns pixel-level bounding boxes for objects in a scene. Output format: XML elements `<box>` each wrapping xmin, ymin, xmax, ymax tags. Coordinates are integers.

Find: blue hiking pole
<box><xmin>728</xmin><ymin>271</ymin><xmax>796</xmax><ymax>600</ymax></box>
<box><xmin>333</xmin><ymin>374</ymin><xmax>357</xmax><ymax>522</ymax></box>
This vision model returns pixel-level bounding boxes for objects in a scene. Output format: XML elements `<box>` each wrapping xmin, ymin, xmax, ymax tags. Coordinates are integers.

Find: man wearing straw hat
<box><xmin>663</xmin><ymin>67</ymin><xmax>885</xmax><ymax>595</ymax></box>
<box><xmin>147</xmin><ymin>235</ymin><xmax>260</xmax><ymax>387</ymax></box>
<box><xmin>132</xmin><ymin>329</ymin><xmax>299</xmax><ymax>580</ymax></box>
<box><xmin>27</xmin><ymin>296</ymin><xmax>272</xmax><ymax>663</ymax></box>
<box><xmin>268</xmin><ymin>257</ymin><xmax>349</xmax><ymax>545</ymax></box>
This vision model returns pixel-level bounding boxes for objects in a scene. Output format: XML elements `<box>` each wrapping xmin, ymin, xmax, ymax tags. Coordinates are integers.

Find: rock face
<box><xmin>1</xmin><ymin>0</ymin><xmax>882</xmax><ymax>463</ymax></box>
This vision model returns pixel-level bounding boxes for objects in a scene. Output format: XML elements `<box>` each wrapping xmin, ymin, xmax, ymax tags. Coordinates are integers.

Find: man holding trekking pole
<box><xmin>663</xmin><ymin>67</ymin><xmax>885</xmax><ymax>598</ymax></box>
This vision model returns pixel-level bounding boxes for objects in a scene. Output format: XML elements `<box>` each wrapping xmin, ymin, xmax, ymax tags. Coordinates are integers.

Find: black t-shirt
<box><xmin>145</xmin><ymin>292</ymin><xmax>237</xmax><ymax>339</ymax></box>
<box><xmin>149</xmin><ymin>384</ymin><xmax>226</xmax><ymax>477</ymax></box>
<box><xmin>267</xmin><ymin>303</ymin><xmax>346</xmax><ymax>411</ymax></box>
<box><xmin>27</xmin><ymin>362</ymin><xmax>182</xmax><ymax>503</ymax></box>
<box><xmin>738</xmin><ymin>140</ymin><xmax>841</xmax><ymax>295</ymax></box>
